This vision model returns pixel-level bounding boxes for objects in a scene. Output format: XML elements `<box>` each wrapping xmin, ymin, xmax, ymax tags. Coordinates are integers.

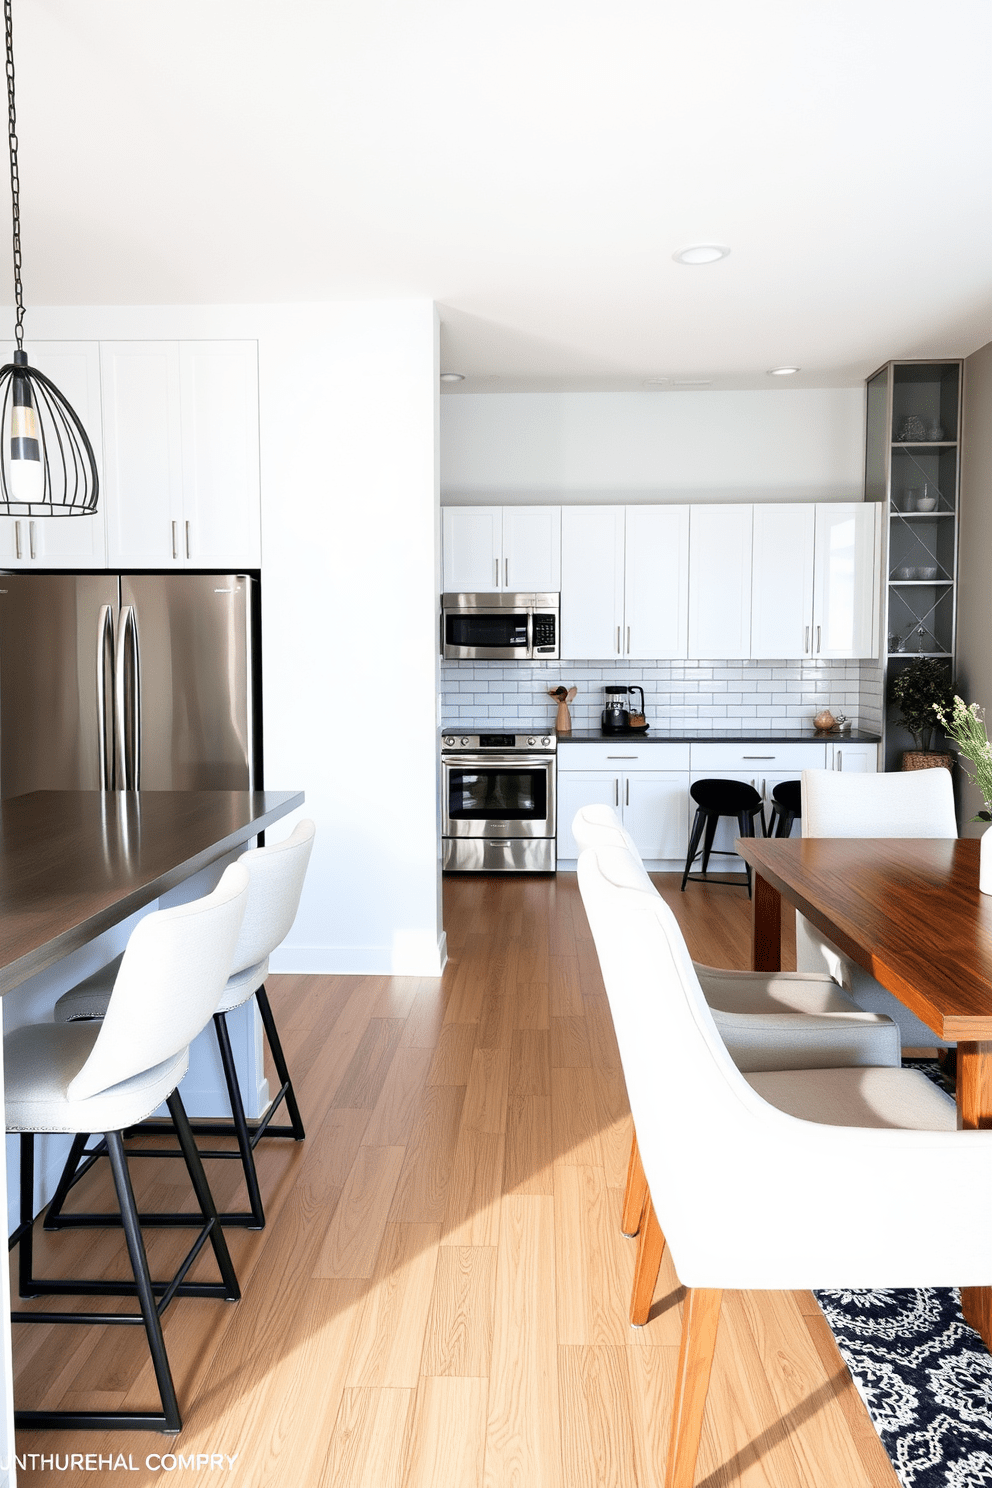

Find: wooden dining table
<box><xmin>737</xmin><ymin>834</ymin><xmax>992</xmax><ymax>1349</ymax></box>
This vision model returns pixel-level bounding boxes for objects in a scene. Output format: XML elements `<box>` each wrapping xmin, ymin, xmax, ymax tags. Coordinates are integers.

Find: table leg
<box><xmin>751</xmin><ymin>872</ymin><xmax>782</xmax><ymax>973</ymax></box>
<box><xmin>957</xmin><ymin>1042</ymin><xmax>992</xmax><ymax>1346</ymax></box>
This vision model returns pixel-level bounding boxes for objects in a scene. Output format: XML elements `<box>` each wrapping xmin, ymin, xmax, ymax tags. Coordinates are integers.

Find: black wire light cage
<box><xmin>0</xmin><ymin>0</ymin><xmax>98</xmax><ymax>518</ymax></box>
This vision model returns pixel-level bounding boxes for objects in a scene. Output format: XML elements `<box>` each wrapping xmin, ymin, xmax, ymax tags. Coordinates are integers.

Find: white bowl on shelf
<box><xmin>915</xmin><ymin>495</ymin><xmax>938</xmax><ymax>512</ymax></box>
<box><xmin>917</xmin><ymin>566</ymin><xmax>938</xmax><ymax>580</ymax></box>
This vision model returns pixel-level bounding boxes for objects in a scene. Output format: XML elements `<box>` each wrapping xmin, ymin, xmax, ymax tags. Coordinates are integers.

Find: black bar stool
<box><xmin>681</xmin><ymin>779</ymin><xmax>765</xmax><ymax>895</ymax></box>
<box><xmin>768</xmin><ymin>779</ymin><xmax>801</xmax><ymax>838</ymax></box>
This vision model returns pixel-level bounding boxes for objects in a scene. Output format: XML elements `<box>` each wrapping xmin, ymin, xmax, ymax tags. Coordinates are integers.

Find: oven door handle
<box><xmin>442</xmin><ymin>753</ymin><xmax>555</xmax><ymax>768</ymax></box>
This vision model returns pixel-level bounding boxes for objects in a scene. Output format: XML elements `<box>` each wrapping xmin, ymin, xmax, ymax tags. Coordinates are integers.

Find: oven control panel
<box><xmin>441</xmin><ymin>733</ymin><xmax>556</xmax><ymax>752</ymax></box>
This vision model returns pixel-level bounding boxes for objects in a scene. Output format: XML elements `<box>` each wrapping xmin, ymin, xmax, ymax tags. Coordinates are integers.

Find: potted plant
<box><xmin>889</xmin><ymin>658</ymin><xmax>956</xmax><ymax>770</ymax></box>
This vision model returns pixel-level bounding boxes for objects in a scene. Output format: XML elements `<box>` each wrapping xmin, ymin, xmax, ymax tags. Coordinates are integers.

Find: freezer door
<box><xmin>0</xmin><ymin>573</ymin><xmax>120</xmax><ymax>798</ymax></box>
<box><xmin>121</xmin><ymin>573</ymin><xmax>255</xmax><ymax>791</ymax></box>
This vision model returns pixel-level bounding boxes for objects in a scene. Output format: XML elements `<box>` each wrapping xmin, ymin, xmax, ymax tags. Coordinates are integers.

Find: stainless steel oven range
<box><xmin>441</xmin><ymin>732</ymin><xmax>557</xmax><ymax>873</ymax></box>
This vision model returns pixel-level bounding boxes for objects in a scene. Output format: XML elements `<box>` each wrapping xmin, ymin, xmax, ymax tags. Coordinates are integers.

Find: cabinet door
<box><xmin>812</xmin><ymin>503</ymin><xmax>879</xmax><ymax>659</ymax></box>
<box><xmin>623</xmin><ymin>771</ymin><xmax>689</xmax><ymax>858</ymax></box>
<box><xmin>502</xmin><ymin>506</ymin><xmax>561</xmax><ymax>592</ymax></box>
<box><xmin>688</xmin><ymin>505</ymin><xmax>753</xmax><ymax>659</ymax></box>
<box><xmin>180</xmin><ymin>343</ymin><xmax>261</xmax><ymax>568</ymax></box>
<box><xmin>442</xmin><ymin>507</ymin><xmax>502</xmax><ymax>591</ymax></box>
<box><xmin>0</xmin><ymin>341</ymin><xmax>106</xmax><ymax>567</ymax></box>
<box><xmin>624</xmin><ymin>506</ymin><xmax>689</xmax><ymax>659</ymax></box>
<box><xmin>103</xmin><ymin>342</ymin><xmax>184</xmax><ymax>568</ymax></box>
<box><xmin>557</xmin><ymin>771</ymin><xmax>619</xmax><ymax>859</ymax></box>
<box><xmin>560</xmin><ymin>506</ymin><xmax>624</xmax><ymax>660</ymax></box>
<box><xmin>750</xmin><ymin>504</ymin><xmax>815</xmax><ymax>659</ymax></box>
<box><xmin>828</xmin><ymin>742</ymin><xmax>878</xmax><ymax>773</ymax></box>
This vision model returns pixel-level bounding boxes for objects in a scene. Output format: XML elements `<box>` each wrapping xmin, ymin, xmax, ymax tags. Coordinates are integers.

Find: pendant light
<box><xmin>0</xmin><ymin>0</ymin><xmax>97</xmax><ymax>517</ymax></box>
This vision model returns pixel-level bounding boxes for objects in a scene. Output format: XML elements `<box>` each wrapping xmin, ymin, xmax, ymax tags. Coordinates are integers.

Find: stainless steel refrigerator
<box><xmin>0</xmin><ymin>572</ymin><xmax>259</xmax><ymax>798</ymax></box>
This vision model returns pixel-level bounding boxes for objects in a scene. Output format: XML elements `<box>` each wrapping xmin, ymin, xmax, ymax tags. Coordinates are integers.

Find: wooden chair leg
<box><xmin>621</xmin><ymin>1132</ymin><xmax>648</xmax><ymax>1237</ymax></box>
<box><xmin>665</xmin><ymin>1287</ymin><xmax>722</xmax><ymax>1488</ymax></box>
<box><xmin>629</xmin><ymin>1193</ymin><xmax>666</xmax><ymax>1325</ymax></box>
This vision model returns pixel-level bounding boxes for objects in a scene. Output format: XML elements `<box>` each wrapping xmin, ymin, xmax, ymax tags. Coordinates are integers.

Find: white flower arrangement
<box><xmin>932</xmin><ymin>696</ymin><xmax>992</xmax><ymax>822</ymax></box>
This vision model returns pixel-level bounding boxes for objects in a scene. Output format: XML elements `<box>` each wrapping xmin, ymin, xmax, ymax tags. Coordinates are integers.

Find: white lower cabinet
<box><xmin>827</xmin><ymin>741</ymin><xmax>878</xmax><ymax>773</ymax></box>
<box><xmin>557</xmin><ymin>743</ymin><xmax>690</xmax><ymax>861</ymax></box>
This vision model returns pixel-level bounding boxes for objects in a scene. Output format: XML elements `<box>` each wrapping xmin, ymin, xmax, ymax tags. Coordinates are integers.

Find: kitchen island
<box><xmin>0</xmin><ymin>788</ymin><xmax>303</xmax><ymax>1484</ymax></box>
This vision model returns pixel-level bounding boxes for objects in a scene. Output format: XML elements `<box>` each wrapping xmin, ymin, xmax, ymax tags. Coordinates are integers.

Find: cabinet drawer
<box><xmin>558</xmin><ymin>742</ymin><xmax>690</xmax><ymax>771</ymax></box>
<box><xmin>689</xmin><ymin>742</ymin><xmax>827</xmax><ymax>771</ymax></box>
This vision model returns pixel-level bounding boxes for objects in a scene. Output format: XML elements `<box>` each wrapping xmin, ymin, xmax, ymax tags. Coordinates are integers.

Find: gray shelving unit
<box><xmin>864</xmin><ymin>359</ymin><xmax>962</xmax><ymax>772</ymax></box>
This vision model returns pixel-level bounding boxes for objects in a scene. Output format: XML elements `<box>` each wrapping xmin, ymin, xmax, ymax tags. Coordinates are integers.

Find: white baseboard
<box><xmin>271</xmin><ymin>930</ymin><xmax>447</xmax><ymax>978</ymax></box>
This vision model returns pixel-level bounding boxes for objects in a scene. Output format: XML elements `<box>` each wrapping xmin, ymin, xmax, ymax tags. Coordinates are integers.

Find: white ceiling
<box><xmin>9</xmin><ymin>1</ymin><xmax>992</xmax><ymax>390</ymax></box>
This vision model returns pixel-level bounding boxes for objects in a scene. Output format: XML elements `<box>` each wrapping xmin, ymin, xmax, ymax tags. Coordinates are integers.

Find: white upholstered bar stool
<box><xmin>5</xmin><ymin>863</ymin><xmax>249</xmax><ymax>1434</ymax></box>
<box><xmin>797</xmin><ymin>768</ymin><xmax>957</xmax><ymax>1049</ymax></box>
<box><xmin>49</xmin><ymin>819</ymin><xmax>316</xmax><ymax>1231</ymax></box>
<box><xmin>578</xmin><ymin>843</ymin><xmax>992</xmax><ymax>1488</ymax></box>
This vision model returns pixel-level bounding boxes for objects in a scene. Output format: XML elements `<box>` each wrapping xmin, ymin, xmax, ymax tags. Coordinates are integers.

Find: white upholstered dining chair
<box><xmin>797</xmin><ymin>768</ymin><xmax>957</xmax><ymax>1048</ymax></box>
<box><xmin>577</xmin><ymin>841</ymin><xmax>992</xmax><ymax>1488</ymax></box>
<box><xmin>5</xmin><ymin>863</ymin><xmax>249</xmax><ymax>1433</ymax></box>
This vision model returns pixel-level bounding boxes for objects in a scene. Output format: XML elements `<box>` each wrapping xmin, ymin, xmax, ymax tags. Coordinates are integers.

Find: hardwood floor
<box><xmin>12</xmin><ymin>873</ymin><xmax>898</xmax><ymax>1487</ymax></box>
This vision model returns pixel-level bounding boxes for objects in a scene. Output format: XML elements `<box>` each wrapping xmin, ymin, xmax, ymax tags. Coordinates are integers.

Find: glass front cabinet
<box><xmin>865</xmin><ymin>359</ymin><xmax>962</xmax><ymax>770</ymax></box>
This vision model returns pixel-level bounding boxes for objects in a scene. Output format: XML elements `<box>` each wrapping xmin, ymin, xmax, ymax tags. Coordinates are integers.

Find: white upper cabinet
<box><xmin>688</xmin><ymin>505</ymin><xmax>753</xmax><ymax>659</ymax></box>
<box><xmin>560</xmin><ymin>505</ymin><xmax>624</xmax><ymax>658</ymax></box>
<box><xmin>442</xmin><ymin>505</ymin><xmax>560</xmax><ymax>592</ymax></box>
<box><xmin>625</xmin><ymin>506</ymin><xmax>689</xmax><ymax>659</ymax></box>
<box><xmin>179</xmin><ymin>343</ymin><xmax>261</xmax><ymax>568</ymax></box>
<box><xmin>103</xmin><ymin>339</ymin><xmax>260</xmax><ymax>570</ymax></box>
<box><xmin>0</xmin><ymin>342</ymin><xmax>106</xmax><ymax>568</ymax></box>
<box><xmin>751</xmin><ymin>504</ymin><xmax>816</xmax><ymax>659</ymax></box>
<box><xmin>560</xmin><ymin>505</ymin><xmax>688</xmax><ymax>660</ymax></box>
<box><xmin>812</xmin><ymin>502</ymin><xmax>880</xmax><ymax>659</ymax></box>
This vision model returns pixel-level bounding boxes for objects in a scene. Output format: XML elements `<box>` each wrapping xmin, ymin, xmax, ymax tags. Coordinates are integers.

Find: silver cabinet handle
<box><xmin>625</xmin><ymin>778</ymin><xmax>630</xmax><ymax>806</ymax></box>
<box><xmin>614</xmin><ymin>778</ymin><xmax>619</xmax><ymax>807</ymax></box>
<box><xmin>743</xmin><ymin>755</ymin><xmax>774</xmax><ymax>759</ymax></box>
<box><xmin>185</xmin><ymin>520</ymin><xmax>191</xmax><ymax>560</ymax></box>
<box><xmin>28</xmin><ymin>520</ymin><xmax>36</xmax><ymax>559</ymax></box>
<box><xmin>817</xmin><ymin>624</ymin><xmax>821</xmax><ymax>653</ymax></box>
<box><xmin>616</xmin><ymin>625</ymin><xmax>621</xmax><ymax>655</ymax></box>
<box><xmin>504</xmin><ymin>557</ymin><xmax>509</xmax><ymax>587</ymax></box>
<box><xmin>14</xmin><ymin>519</ymin><xmax>21</xmax><ymax>560</ymax></box>
<box><xmin>96</xmin><ymin>605</ymin><xmax>116</xmax><ymax>790</ymax></box>
<box><xmin>172</xmin><ymin>521</ymin><xmax>179</xmax><ymax>560</ymax></box>
<box><xmin>626</xmin><ymin>625</ymin><xmax>631</xmax><ymax>654</ymax></box>
<box><xmin>836</xmin><ymin>750</ymin><xmax>843</xmax><ymax>771</ymax></box>
<box><xmin>607</xmin><ymin>755</ymin><xmax>637</xmax><ymax>759</ymax></box>
<box><xmin>494</xmin><ymin>558</ymin><xmax>499</xmax><ymax>587</ymax></box>
<box><xmin>115</xmin><ymin>606</ymin><xmax>141</xmax><ymax>790</ymax></box>
<box><xmin>804</xmin><ymin>625</ymin><xmax>810</xmax><ymax>654</ymax></box>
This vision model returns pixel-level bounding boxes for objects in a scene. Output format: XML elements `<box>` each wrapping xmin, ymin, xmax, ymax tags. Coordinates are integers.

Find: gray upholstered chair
<box><xmin>5</xmin><ymin>863</ymin><xmax>248</xmax><ymax>1433</ymax></box>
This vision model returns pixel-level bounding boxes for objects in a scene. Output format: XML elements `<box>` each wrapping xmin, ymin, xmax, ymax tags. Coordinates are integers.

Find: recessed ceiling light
<box><xmin>673</xmin><ymin>378</ymin><xmax>713</xmax><ymax>388</ymax></box>
<box><xmin>672</xmin><ymin>245</ymin><xmax>730</xmax><ymax>266</ymax></box>
<box><xmin>769</xmin><ymin>367</ymin><xmax>800</xmax><ymax>376</ymax></box>
<box><xmin>439</xmin><ymin>372</ymin><xmax>465</xmax><ymax>383</ymax></box>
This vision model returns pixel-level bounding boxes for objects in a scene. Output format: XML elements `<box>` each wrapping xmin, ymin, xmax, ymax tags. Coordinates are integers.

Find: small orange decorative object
<box><xmin>812</xmin><ymin>709</ymin><xmax>836</xmax><ymax>732</ymax></box>
<box><xmin>548</xmin><ymin>685</ymin><xmax>577</xmax><ymax>733</ymax></box>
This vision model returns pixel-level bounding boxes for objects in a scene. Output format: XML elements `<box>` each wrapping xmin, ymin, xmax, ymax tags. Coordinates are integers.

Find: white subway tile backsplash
<box><xmin>440</xmin><ymin>657</ymin><xmax>884</xmax><ymax>734</ymax></box>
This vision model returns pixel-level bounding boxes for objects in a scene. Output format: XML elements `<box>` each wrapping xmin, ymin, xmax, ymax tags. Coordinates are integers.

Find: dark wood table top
<box><xmin>738</xmin><ymin>836</ymin><xmax>992</xmax><ymax>1042</ymax></box>
<box><xmin>0</xmin><ymin>789</ymin><xmax>304</xmax><ymax>995</ymax></box>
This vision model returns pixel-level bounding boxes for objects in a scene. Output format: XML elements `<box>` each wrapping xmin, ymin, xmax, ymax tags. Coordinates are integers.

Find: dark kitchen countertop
<box><xmin>557</xmin><ymin>728</ymin><xmax>881</xmax><ymax>744</ymax></box>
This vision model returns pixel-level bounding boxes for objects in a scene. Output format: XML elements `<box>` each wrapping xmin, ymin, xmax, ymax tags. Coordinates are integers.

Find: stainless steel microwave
<box><xmin>441</xmin><ymin>592</ymin><xmax>560</xmax><ymax>661</ymax></box>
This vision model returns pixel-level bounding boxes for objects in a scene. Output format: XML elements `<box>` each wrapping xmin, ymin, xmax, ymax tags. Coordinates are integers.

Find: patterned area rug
<box><xmin>815</xmin><ymin>1058</ymin><xmax>992</xmax><ymax>1488</ymax></box>
<box><xmin>816</xmin><ymin>1286</ymin><xmax>992</xmax><ymax>1487</ymax></box>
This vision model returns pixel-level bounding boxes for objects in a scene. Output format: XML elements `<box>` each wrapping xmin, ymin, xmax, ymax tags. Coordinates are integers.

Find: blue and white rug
<box><xmin>816</xmin><ymin>1286</ymin><xmax>992</xmax><ymax>1488</ymax></box>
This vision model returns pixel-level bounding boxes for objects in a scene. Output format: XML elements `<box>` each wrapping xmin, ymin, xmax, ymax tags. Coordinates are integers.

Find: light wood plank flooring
<box><xmin>12</xmin><ymin>873</ymin><xmax>899</xmax><ymax>1487</ymax></box>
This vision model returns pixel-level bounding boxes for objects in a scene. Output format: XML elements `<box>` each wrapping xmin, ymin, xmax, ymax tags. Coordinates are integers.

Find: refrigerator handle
<box><xmin>96</xmin><ymin>605</ymin><xmax>116</xmax><ymax>789</ymax></box>
<box><xmin>115</xmin><ymin>606</ymin><xmax>142</xmax><ymax>790</ymax></box>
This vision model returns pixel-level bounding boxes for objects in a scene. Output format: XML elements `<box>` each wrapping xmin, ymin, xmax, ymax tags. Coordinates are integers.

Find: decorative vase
<box><xmin>981</xmin><ymin>828</ymin><xmax>992</xmax><ymax>896</ymax></box>
<box><xmin>555</xmin><ymin>699</ymin><xmax>572</xmax><ymax>733</ymax></box>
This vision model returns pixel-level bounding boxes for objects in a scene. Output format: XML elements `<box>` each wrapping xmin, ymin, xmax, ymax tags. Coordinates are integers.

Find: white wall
<box><xmin>441</xmin><ymin>389</ymin><xmax>865</xmax><ymax>504</ymax></box>
<box><xmin>22</xmin><ymin>300</ymin><xmax>444</xmax><ymax>975</ymax></box>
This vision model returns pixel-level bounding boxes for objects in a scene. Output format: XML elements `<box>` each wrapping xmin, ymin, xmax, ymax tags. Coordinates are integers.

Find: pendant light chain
<box><xmin>3</xmin><ymin>0</ymin><xmax>23</xmax><ymax>353</ymax></box>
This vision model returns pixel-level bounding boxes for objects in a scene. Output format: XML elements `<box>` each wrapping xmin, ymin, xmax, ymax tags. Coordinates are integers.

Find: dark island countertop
<box><xmin>557</xmin><ymin>728</ymin><xmax>881</xmax><ymax>744</ymax></box>
<box><xmin>0</xmin><ymin>789</ymin><xmax>304</xmax><ymax>996</ymax></box>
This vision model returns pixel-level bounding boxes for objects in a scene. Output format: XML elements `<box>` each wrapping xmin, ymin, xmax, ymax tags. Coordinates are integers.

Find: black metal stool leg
<box><xmin>211</xmin><ymin>1011</ymin><xmax>266</xmax><ymax>1229</ymax></box>
<box><xmin>166</xmin><ymin>1089</ymin><xmax>241</xmax><ymax>1299</ymax></box>
<box><xmin>104</xmin><ymin>1131</ymin><xmax>182</xmax><ymax>1433</ymax></box>
<box><xmin>256</xmin><ymin>984</ymin><xmax>306</xmax><ymax>1140</ymax></box>
<box><xmin>681</xmin><ymin>809</ymin><xmax>706</xmax><ymax>892</ymax></box>
<box><xmin>43</xmin><ymin>1131</ymin><xmax>97</xmax><ymax>1230</ymax></box>
<box><xmin>700</xmin><ymin>812</ymin><xmax>720</xmax><ymax>877</ymax></box>
<box><xmin>16</xmin><ymin>1133</ymin><xmax>37</xmax><ymax>1298</ymax></box>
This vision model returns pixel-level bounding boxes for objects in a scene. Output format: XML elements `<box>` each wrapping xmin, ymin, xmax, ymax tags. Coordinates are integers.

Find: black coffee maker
<box><xmin>602</xmin><ymin>686</ymin><xmax>631</xmax><ymax>732</ymax></box>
